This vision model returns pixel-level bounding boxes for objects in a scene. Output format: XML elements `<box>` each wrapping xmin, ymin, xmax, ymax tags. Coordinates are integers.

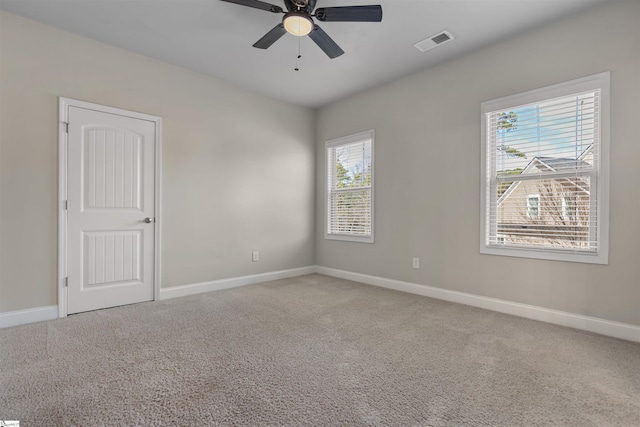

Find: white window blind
<box><xmin>326</xmin><ymin>130</ymin><xmax>374</xmax><ymax>243</ymax></box>
<box><xmin>481</xmin><ymin>72</ymin><xmax>609</xmax><ymax>264</ymax></box>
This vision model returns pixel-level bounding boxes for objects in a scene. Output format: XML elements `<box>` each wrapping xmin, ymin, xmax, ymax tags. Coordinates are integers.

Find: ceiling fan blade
<box><xmin>253</xmin><ymin>24</ymin><xmax>287</xmax><ymax>49</ymax></box>
<box><xmin>308</xmin><ymin>25</ymin><xmax>344</xmax><ymax>59</ymax></box>
<box><xmin>219</xmin><ymin>0</ymin><xmax>283</xmax><ymax>13</ymax></box>
<box><xmin>315</xmin><ymin>5</ymin><xmax>382</xmax><ymax>22</ymax></box>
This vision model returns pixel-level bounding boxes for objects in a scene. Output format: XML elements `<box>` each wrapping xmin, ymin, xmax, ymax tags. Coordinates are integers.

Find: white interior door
<box><xmin>66</xmin><ymin>106</ymin><xmax>156</xmax><ymax>314</ymax></box>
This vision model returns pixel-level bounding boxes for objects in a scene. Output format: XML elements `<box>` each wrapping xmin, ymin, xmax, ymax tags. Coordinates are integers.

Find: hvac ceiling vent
<box><xmin>414</xmin><ymin>31</ymin><xmax>454</xmax><ymax>53</ymax></box>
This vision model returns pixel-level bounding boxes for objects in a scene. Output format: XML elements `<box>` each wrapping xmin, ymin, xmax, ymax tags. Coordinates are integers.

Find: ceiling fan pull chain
<box><xmin>295</xmin><ymin>38</ymin><xmax>302</xmax><ymax>71</ymax></box>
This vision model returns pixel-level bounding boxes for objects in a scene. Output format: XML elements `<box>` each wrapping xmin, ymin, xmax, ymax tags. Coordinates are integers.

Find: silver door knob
<box><xmin>144</xmin><ymin>217</ymin><xmax>154</xmax><ymax>223</ymax></box>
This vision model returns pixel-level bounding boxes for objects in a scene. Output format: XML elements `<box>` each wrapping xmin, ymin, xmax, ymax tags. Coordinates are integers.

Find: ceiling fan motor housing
<box><xmin>285</xmin><ymin>0</ymin><xmax>317</xmax><ymax>14</ymax></box>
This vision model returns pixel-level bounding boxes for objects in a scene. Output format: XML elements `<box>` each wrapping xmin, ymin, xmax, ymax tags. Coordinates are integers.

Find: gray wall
<box><xmin>0</xmin><ymin>11</ymin><xmax>316</xmax><ymax>312</ymax></box>
<box><xmin>316</xmin><ymin>0</ymin><xmax>640</xmax><ymax>326</ymax></box>
<box><xmin>2</xmin><ymin>1</ymin><xmax>639</xmax><ymax>328</ymax></box>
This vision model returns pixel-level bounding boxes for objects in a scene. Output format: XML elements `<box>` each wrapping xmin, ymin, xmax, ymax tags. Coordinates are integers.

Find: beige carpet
<box><xmin>1</xmin><ymin>274</ymin><xmax>639</xmax><ymax>426</ymax></box>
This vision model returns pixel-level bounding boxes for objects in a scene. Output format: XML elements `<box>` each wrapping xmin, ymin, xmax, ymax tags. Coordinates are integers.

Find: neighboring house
<box><xmin>496</xmin><ymin>145</ymin><xmax>593</xmax><ymax>249</ymax></box>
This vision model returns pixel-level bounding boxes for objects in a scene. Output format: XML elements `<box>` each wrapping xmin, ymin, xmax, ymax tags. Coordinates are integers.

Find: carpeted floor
<box><xmin>1</xmin><ymin>274</ymin><xmax>639</xmax><ymax>426</ymax></box>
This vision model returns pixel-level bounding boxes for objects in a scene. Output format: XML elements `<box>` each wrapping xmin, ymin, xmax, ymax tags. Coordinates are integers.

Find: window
<box><xmin>527</xmin><ymin>194</ymin><xmax>540</xmax><ymax>219</ymax></box>
<box><xmin>480</xmin><ymin>72</ymin><xmax>609</xmax><ymax>264</ymax></box>
<box><xmin>562</xmin><ymin>195</ymin><xmax>577</xmax><ymax>221</ymax></box>
<box><xmin>326</xmin><ymin>130</ymin><xmax>374</xmax><ymax>243</ymax></box>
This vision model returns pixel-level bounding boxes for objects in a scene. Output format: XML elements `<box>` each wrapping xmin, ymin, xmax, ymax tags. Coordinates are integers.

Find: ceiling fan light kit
<box><xmin>220</xmin><ymin>0</ymin><xmax>382</xmax><ymax>59</ymax></box>
<box><xmin>283</xmin><ymin>12</ymin><xmax>313</xmax><ymax>36</ymax></box>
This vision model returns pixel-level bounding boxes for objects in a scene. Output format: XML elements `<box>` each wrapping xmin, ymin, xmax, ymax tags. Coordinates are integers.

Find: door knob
<box><xmin>144</xmin><ymin>217</ymin><xmax>154</xmax><ymax>223</ymax></box>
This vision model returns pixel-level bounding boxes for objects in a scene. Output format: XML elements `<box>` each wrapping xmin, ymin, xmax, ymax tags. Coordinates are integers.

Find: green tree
<box><xmin>336</xmin><ymin>162</ymin><xmax>352</xmax><ymax>188</ymax></box>
<box><xmin>497</xmin><ymin>111</ymin><xmax>526</xmax><ymax>159</ymax></box>
<box><xmin>498</xmin><ymin>111</ymin><xmax>518</xmax><ymax>131</ymax></box>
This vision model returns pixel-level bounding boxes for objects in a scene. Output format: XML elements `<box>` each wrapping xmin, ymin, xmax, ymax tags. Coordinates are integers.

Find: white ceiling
<box><xmin>0</xmin><ymin>0</ymin><xmax>610</xmax><ymax>108</ymax></box>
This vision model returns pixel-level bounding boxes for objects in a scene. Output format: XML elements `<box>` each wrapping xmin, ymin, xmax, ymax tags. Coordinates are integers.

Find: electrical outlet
<box><xmin>412</xmin><ymin>258</ymin><xmax>420</xmax><ymax>269</ymax></box>
<box><xmin>252</xmin><ymin>251</ymin><xmax>259</xmax><ymax>262</ymax></box>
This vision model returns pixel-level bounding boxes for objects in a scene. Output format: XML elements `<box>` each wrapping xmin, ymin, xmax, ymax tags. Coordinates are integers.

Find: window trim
<box><xmin>325</xmin><ymin>130</ymin><xmax>375</xmax><ymax>243</ymax></box>
<box><xmin>480</xmin><ymin>72</ymin><xmax>610</xmax><ymax>264</ymax></box>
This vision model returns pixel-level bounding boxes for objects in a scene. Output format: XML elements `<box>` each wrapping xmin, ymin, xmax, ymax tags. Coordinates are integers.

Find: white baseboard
<box><xmin>315</xmin><ymin>266</ymin><xmax>640</xmax><ymax>343</ymax></box>
<box><xmin>159</xmin><ymin>266</ymin><xmax>316</xmax><ymax>300</ymax></box>
<box><xmin>5</xmin><ymin>267</ymin><xmax>638</xmax><ymax>343</ymax></box>
<box><xmin>0</xmin><ymin>305</ymin><xmax>58</xmax><ymax>329</ymax></box>
<box><xmin>1</xmin><ymin>267</ymin><xmax>315</xmax><ymax>328</ymax></box>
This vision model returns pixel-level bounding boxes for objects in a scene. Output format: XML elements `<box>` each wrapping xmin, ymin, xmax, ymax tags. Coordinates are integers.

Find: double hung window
<box><xmin>326</xmin><ymin>130</ymin><xmax>374</xmax><ymax>243</ymax></box>
<box><xmin>480</xmin><ymin>73</ymin><xmax>609</xmax><ymax>264</ymax></box>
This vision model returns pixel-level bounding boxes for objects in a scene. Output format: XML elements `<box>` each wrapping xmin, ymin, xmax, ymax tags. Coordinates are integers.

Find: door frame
<box><xmin>58</xmin><ymin>97</ymin><xmax>162</xmax><ymax>318</ymax></box>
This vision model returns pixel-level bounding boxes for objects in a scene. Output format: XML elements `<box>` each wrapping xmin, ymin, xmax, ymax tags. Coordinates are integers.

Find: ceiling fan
<box><xmin>219</xmin><ymin>0</ymin><xmax>383</xmax><ymax>59</ymax></box>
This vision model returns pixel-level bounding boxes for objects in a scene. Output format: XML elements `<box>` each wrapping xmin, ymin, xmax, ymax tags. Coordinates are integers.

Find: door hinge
<box><xmin>63</xmin><ymin>122</ymin><xmax>69</xmax><ymax>133</ymax></box>
<box><xmin>64</xmin><ymin>277</ymin><xmax>68</xmax><ymax>287</ymax></box>
<box><xmin>64</xmin><ymin>200</ymin><xmax>68</xmax><ymax>210</ymax></box>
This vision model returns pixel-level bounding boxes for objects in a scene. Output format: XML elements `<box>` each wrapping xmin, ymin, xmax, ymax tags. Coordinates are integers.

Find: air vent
<box><xmin>414</xmin><ymin>31</ymin><xmax>454</xmax><ymax>53</ymax></box>
<box><xmin>431</xmin><ymin>32</ymin><xmax>451</xmax><ymax>45</ymax></box>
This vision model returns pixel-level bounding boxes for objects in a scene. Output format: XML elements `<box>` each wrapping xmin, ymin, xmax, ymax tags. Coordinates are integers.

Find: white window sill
<box><xmin>325</xmin><ymin>234</ymin><xmax>374</xmax><ymax>244</ymax></box>
<box><xmin>480</xmin><ymin>244</ymin><xmax>608</xmax><ymax>265</ymax></box>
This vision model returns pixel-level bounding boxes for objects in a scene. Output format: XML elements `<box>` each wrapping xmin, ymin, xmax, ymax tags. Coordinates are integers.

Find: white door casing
<box><xmin>59</xmin><ymin>99</ymin><xmax>161</xmax><ymax>316</ymax></box>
